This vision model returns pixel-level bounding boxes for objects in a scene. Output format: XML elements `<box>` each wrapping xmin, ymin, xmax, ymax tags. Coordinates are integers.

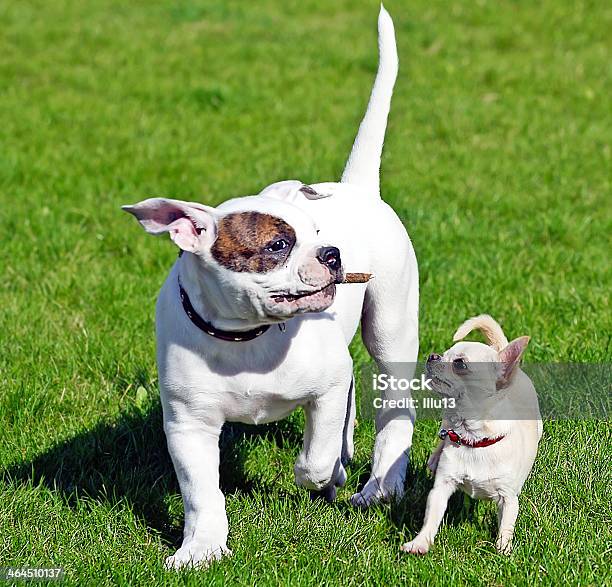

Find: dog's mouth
<box><xmin>430</xmin><ymin>376</ymin><xmax>459</xmax><ymax>400</ymax></box>
<box><xmin>430</xmin><ymin>375</ymin><xmax>451</xmax><ymax>389</ymax></box>
<box><xmin>427</xmin><ymin>365</ymin><xmax>454</xmax><ymax>395</ymax></box>
<box><xmin>268</xmin><ymin>282</ymin><xmax>336</xmax><ymax>315</ymax></box>
<box><xmin>272</xmin><ymin>282</ymin><xmax>336</xmax><ymax>304</ymax></box>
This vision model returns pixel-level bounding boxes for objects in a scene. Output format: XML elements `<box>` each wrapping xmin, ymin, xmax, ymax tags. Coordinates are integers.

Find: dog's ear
<box><xmin>122</xmin><ymin>198</ymin><xmax>217</xmax><ymax>252</ymax></box>
<box><xmin>496</xmin><ymin>336</ymin><xmax>530</xmax><ymax>388</ymax></box>
<box><xmin>259</xmin><ymin>180</ymin><xmax>331</xmax><ymax>201</ymax></box>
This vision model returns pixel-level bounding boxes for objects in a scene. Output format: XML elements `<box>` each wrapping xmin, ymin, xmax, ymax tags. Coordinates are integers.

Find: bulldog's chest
<box><xmin>162</xmin><ymin>359</ymin><xmax>339</xmax><ymax>426</ymax></box>
<box><xmin>215</xmin><ymin>382</ymin><xmax>304</xmax><ymax>425</ymax></box>
<box><xmin>203</xmin><ymin>371</ymin><xmax>318</xmax><ymax>424</ymax></box>
<box><xmin>158</xmin><ymin>319</ymin><xmax>352</xmax><ymax>425</ymax></box>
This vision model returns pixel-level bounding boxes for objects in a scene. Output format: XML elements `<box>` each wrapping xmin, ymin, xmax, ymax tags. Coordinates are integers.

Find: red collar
<box><xmin>439</xmin><ymin>428</ymin><xmax>505</xmax><ymax>448</ymax></box>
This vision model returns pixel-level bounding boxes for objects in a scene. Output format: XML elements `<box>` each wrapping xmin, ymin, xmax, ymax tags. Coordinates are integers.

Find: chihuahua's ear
<box><xmin>122</xmin><ymin>198</ymin><xmax>217</xmax><ymax>252</ymax></box>
<box><xmin>496</xmin><ymin>336</ymin><xmax>530</xmax><ymax>388</ymax></box>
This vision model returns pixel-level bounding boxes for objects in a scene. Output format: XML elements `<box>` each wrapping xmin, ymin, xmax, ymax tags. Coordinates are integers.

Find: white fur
<box><xmin>124</xmin><ymin>6</ymin><xmax>418</xmax><ymax>568</ymax></box>
<box><xmin>401</xmin><ymin>317</ymin><xmax>542</xmax><ymax>556</ymax></box>
<box><xmin>341</xmin><ymin>5</ymin><xmax>398</xmax><ymax>195</ymax></box>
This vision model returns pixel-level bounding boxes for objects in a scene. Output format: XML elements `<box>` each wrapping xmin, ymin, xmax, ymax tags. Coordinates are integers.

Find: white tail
<box><xmin>340</xmin><ymin>5</ymin><xmax>398</xmax><ymax>197</ymax></box>
<box><xmin>453</xmin><ymin>315</ymin><xmax>510</xmax><ymax>352</ymax></box>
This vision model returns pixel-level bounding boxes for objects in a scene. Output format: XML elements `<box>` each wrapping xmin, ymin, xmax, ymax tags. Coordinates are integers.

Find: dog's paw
<box><xmin>165</xmin><ymin>543</ymin><xmax>231</xmax><ymax>570</ymax></box>
<box><xmin>495</xmin><ymin>536</ymin><xmax>513</xmax><ymax>555</ymax></box>
<box><xmin>350</xmin><ymin>475</ymin><xmax>404</xmax><ymax>508</ymax></box>
<box><xmin>308</xmin><ymin>462</ymin><xmax>347</xmax><ymax>502</ymax></box>
<box><xmin>295</xmin><ymin>457</ymin><xmax>346</xmax><ymax>493</ymax></box>
<box><xmin>350</xmin><ymin>487</ymin><xmax>380</xmax><ymax>508</ymax></box>
<box><xmin>310</xmin><ymin>485</ymin><xmax>337</xmax><ymax>503</ymax></box>
<box><xmin>400</xmin><ymin>536</ymin><xmax>431</xmax><ymax>555</ymax></box>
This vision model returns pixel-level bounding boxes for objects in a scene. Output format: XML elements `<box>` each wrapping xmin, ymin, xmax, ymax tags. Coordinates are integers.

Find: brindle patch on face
<box><xmin>211</xmin><ymin>212</ymin><xmax>297</xmax><ymax>273</ymax></box>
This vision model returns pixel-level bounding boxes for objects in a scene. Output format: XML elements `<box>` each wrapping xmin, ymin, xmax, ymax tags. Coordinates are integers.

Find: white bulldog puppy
<box><xmin>123</xmin><ymin>7</ymin><xmax>419</xmax><ymax>568</ymax></box>
<box><xmin>401</xmin><ymin>315</ymin><xmax>542</xmax><ymax>556</ymax></box>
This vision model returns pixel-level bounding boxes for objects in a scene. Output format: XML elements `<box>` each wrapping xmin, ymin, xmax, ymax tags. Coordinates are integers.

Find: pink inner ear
<box><xmin>124</xmin><ymin>200</ymin><xmax>192</xmax><ymax>234</ymax></box>
<box><xmin>124</xmin><ymin>197</ymin><xmax>216</xmax><ymax>252</ymax></box>
<box><xmin>497</xmin><ymin>336</ymin><xmax>529</xmax><ymax>386</ymax></box>
<box><xmin>168</xmin><ymin>217</ymin><xmax>199</xmax><ymax>251</ymax></box>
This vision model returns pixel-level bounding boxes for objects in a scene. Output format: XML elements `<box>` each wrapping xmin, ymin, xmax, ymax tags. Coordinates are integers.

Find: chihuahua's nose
<box><xmin>428</xmin><ymin>353</ymin><xmax>442</xmax><ymax>363</ymax></box>
<box><xmin>317</xmin><ymin>246</ymin><xmax>341</xmax><ymax>272</ymax></box>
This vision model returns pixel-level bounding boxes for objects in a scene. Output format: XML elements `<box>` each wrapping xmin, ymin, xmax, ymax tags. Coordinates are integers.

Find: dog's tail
<box><xmin>453</xmin><ymin>315</ymin><xmax>509</xmax><ymax>352</ymax></box>
<box><xmin>340</xmin><ymin>5</ymin><xmax>398</xmax><ymax>197</ymax></box>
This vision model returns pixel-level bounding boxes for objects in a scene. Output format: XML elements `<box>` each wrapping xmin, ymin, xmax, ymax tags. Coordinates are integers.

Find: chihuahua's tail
<box><xmin>453</xmin><ymin>315</ymin><xmax>509</xmax><ymax>352</ymax></box>
<box><xmin>340</xmin><ymin>5</ymin><xmax>398</xmax><ymax>197</ymax></box>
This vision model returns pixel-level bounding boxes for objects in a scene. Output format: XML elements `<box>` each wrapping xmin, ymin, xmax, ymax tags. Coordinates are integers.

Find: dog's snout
<box><xmin>428</xmin><ymin>353</ymin><xmax>442</xmax><ymax>363</ymax></box>
<box><xmin>317</xmin><ymin>246</ymin><xmax>341</xmax><ymax>271</ymax></box>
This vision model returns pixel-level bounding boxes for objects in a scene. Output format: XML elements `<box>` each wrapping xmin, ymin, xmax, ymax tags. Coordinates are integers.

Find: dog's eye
<box><xmin>266</xmin><ymin>239</ymin><xmax>289</xmax><ymax>253</ymax></box>
<box><xmin>453</xmin><ymin>358</ymin><xmax>468</xmax><ymax>373</ymax></box>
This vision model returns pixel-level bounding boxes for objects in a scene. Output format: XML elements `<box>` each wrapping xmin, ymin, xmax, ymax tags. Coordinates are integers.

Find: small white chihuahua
<box><xmin>401</xmin><ymin>315</ymin><xmax>542</xmax><ymax>555</ymax></box>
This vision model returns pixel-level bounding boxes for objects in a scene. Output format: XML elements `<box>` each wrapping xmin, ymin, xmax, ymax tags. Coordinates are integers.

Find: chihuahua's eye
<box><xmin>266</xmin><ymin>239</ymin><xmax>289</xmax><ymax>253</ymax></box>
<box><xmin>453</xmin><ymin>358</ymin><xmax>468</xmax><ymax>372</ymax></box>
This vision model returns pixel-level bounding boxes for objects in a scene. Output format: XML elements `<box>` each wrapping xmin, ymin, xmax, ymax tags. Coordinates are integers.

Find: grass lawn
<box><xmin>1</xmin><ymin>0</ymin><xmax>610</xmax><ymax>584</ymax></box>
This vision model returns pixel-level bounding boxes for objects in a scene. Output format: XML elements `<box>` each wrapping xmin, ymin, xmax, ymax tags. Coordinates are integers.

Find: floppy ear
<box><xmin>497</xmin><ymin>336</ymin><xmax>530</xmax><ymax>388</ymax></box>
<box><xmin>258</xmin><ymin>180</ymin><xmax>331</xmax><ymax>201</ymax></box>
<box><xmin>122</xmin><ymin>198</ymin><xmax>217</xmax><ymax>252</ymax></box>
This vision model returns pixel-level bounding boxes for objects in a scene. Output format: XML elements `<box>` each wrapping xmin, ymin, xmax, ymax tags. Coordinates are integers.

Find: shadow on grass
<box><xmin>345</xmin><ymin>444</ymin><xmax>491</xmax><ymax>538</ymax></box>
<box><xmin>3</xmin><ymin>402</ymin><xmax>481</xmax><ymax>549</ymax></box>
<box><xmin>390</xmin><ymin>462</ymin><xmax>496</xmax><ymax>539</ymax></box>
<box><xmin>4</xmin><ymin>402</ymin><xmax>305</xmax><ymax>545</ymax></box>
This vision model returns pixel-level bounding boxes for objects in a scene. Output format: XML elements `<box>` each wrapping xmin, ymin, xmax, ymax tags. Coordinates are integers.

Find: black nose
<box><xmin>428</xmin><ymin>353</ymin><xmax>442</xmax><ymax>363</ymax></box>
<box><xmin>317</xmin><ymin>246</ymin><xmax>341</xmax><ymax>271</ymax></box>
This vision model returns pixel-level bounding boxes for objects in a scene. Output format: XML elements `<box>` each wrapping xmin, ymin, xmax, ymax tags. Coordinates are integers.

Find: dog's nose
<box><xmin>317</xmin><ymin>246</ymin><xmax>341</xmax><ymax>271</ymax></box>
<box><xmin>428</xmin><ymin>353</ymin><xmax>442</xmax><ymax>363</ymax></box>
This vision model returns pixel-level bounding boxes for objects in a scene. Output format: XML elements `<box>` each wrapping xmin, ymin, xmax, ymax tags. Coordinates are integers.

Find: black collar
<box><xmin>178</xmin><ymin>279</ymin><xmax>270</xmax><ymax>342</ymax></box>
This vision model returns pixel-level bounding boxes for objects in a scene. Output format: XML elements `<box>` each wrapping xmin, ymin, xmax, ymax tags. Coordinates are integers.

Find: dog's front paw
<box><xmin>400</xmin><ymin>536</ymin><xmax>431</xmax><ymax>555</ymax></box>
<box><xmin>310</xmin><ymin>485</ymin><xmax>337</xmax><ymax>503</ymax></box>
<box><xmin>495</xmin><ymin>535</ymin><xmax>513</xmax><ymax>555</ymax></box>
<box><xmin>350</xmin><ymin>474</ymin><xmax>404</xmax><ymax>508</ymax></box>
<box><xmin>309</xmin><ymin>465</ymin><xmax>347</xmax><ymax>502</ymax></box>
<box><xmin>165</xmin><ymin>543</ymin><xmax>231</xmax><ymax>570</ymax></box>
<box><xmin>294</xmin><ymin>456</ymin><xmax>346</xmax><ymax>493</ymax></box>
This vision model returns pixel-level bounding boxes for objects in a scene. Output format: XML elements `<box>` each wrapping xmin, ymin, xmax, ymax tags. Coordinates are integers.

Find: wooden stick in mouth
<box><xmin>341</xmin><ymin>273</ymin><xmax>373</xmax><ymax>283</ymax></box>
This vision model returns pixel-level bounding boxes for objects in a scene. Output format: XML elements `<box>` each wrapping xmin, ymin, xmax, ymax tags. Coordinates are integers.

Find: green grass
<box><xmin>1</xmin><ymin>0</ymin><xmax>610</xmax><ymax>584</ymax></box>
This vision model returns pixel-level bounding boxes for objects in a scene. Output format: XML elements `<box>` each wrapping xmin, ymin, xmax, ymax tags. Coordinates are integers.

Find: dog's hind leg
<box><xmin>341</xmin><ymin>377</ymin><xmax>356</xmax><ymax>466</ymax></box>
<box><xmin>351</xmin><ymin>231</ymin><xmax>419</xmax><ymax>507</ymax></box>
